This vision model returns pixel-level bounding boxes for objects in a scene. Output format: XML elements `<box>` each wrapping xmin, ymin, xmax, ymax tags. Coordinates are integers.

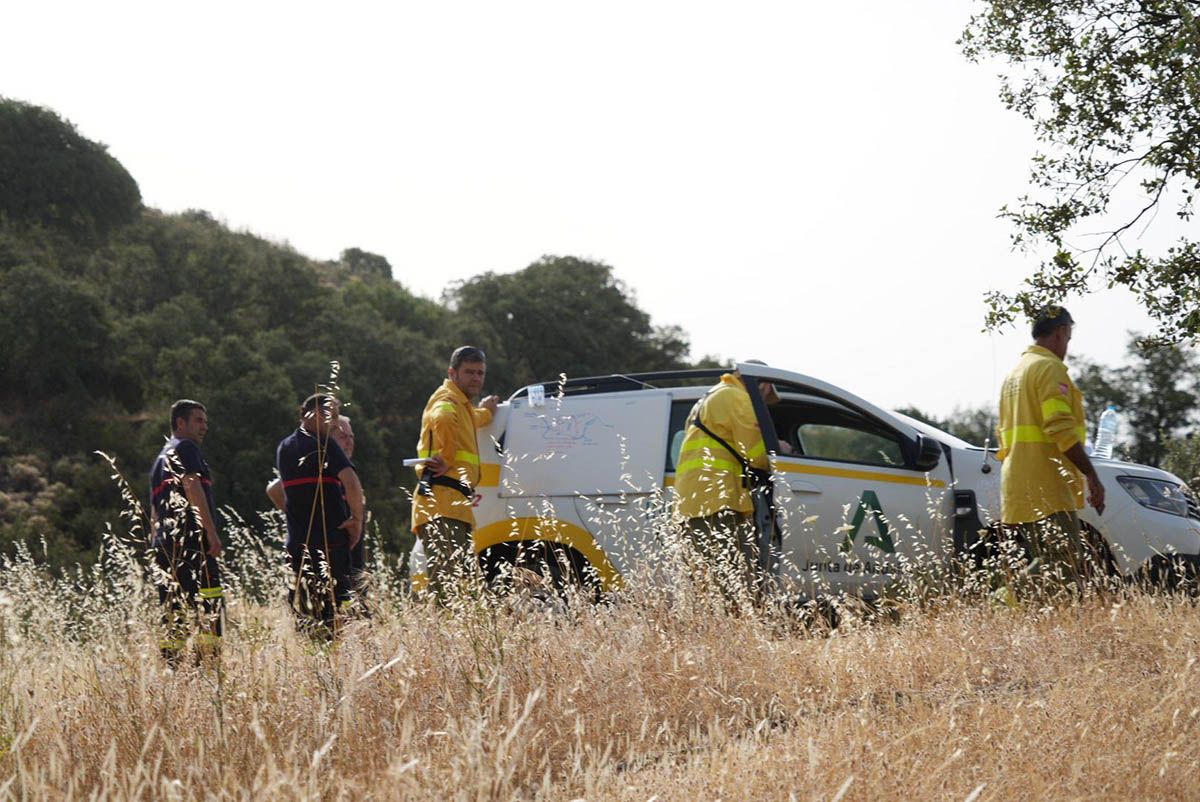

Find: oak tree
<box><xmin>962</xmin><ymin>2</ymin><xmax>1200</xmax><ymax>340</ymax></box>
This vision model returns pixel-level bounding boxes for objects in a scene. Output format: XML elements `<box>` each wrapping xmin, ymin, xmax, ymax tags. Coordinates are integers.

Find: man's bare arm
<box><xmin>338</xmin><ymin>467</ymin><xmax>365</xmax><ymax>548</ymax></box>
<box><xmin>265</xmin><ymin>478</ymin><xmax>286</xmax><ymax>511</ymax></box>
<box><xmin>182</xmin><ymin>474</ymin><xmax>223</xmax><ymax>557</ymax></box>
<box><xmin>1064</xmin><ymin>442</ymin><xmax>1106</xmax><ymax>515</ymax></box>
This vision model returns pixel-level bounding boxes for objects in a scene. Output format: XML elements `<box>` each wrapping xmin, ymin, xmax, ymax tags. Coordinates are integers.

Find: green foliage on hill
<box><xmin>0</xmin><ymin>100</ymin><xmax>695</xmax><ymax>567</ymax></box>
<box><xmin>445</xmin><ymin>256</ymin><xmax>690</xmax><ymax>390</ymax></box>
<box><xmin>0</xmin><ymin>98</ymin><xmax>141</xmax><ymax>240</ymax></box>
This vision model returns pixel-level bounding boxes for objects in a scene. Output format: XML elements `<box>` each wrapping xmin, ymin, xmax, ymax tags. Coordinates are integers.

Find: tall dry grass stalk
<box><xmin>1</xmin><ymin>502</ymin><xmax>1199</xmax><ymax>800</ymax></box>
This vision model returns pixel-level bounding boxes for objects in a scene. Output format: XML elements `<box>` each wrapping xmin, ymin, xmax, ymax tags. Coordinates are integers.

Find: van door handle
<box><xmin>787</xmin><ymin>480</ymin><xmax>822</xmax><ymax>494</ymax></box>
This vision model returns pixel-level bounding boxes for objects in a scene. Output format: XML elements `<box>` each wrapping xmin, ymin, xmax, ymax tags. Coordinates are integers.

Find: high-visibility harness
<box><xmin>415</xmin><ymin>427</ymin><xmax>474</xmax><ymax>499</ymax></box>
<box><xmin>685</xmin><ymin>390</ymin><xmax>769</xmax><ymax>489</ymax></box>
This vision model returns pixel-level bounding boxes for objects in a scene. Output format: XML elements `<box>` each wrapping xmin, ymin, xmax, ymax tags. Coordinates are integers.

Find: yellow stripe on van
<box><xmin>477</xmin><ymin>463</ymin><xmax>501</xmax><ymax>487</ymax></box>
<box><xmin>774</xmin><ymin>461</ymin><xmax>946</xmax><ymax>488</ymax></box>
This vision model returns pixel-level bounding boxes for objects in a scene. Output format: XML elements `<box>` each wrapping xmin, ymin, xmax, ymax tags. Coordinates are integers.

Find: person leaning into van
<box><xmin>412</xmin><ymin>346</ymin><xmax>499</xmax><ymax>603</ymax></box>
<box><xmin>674</xmin><ymin>367</ymin><xmax>777</xmax><ymax>600</ymax></box>
<box><xmin>996</xmin><ymin>306</ymin><xmax>1105</xmax><ymax>594</ymax></box>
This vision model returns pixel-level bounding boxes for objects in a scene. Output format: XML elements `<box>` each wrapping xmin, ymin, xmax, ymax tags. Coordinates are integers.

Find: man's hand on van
<box><xmin>480</xmin><ymin>395</ymin><xmax>499</xmax><ymax>414</ymax></box>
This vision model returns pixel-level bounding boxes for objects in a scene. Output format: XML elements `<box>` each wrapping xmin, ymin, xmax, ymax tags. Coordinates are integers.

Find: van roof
<box><xmin>508</xmin><ymin>368</ymin><xmax>731</xmax><ymax>401</ymax></box>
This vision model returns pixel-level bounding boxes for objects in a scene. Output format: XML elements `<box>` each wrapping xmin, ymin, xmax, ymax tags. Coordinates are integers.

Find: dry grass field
<box><xmin>2</xmin><ymin>522</ymin><xmax>1200</xmax><ymax>801</ymax></box>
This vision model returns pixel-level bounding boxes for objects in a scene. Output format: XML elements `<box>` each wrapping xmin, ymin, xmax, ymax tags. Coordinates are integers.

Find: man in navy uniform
<box><xmin>149</xmin><ymin>399</ymin><xmax>224</xmax><ymax>663</ymax></box>
<box><xmin>276</xmin><ymin>393</ymin><xmax>365</xmax><ymax>635</ymax></box>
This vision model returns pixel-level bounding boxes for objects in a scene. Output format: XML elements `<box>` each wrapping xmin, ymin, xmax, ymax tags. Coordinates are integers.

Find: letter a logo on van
<box><xmin>839</xmin><ymin>490</ymin><xmax>895</xmax><ymax>554</ymax></box>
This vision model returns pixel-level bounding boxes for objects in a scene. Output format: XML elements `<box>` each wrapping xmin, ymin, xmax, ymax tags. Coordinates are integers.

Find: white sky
<box><xmin>6</xmin><ymin>0</ymin><xmax>1185</xmax><ymax>417</ymax></box>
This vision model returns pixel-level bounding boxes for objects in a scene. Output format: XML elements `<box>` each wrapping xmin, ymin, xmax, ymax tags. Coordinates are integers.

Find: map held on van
<box><xmin>499</xmin><ymin>393</ymin><xmax>671</xmax><ymax>498</ymax></box>
<box><xmin>538</xmin><ymin>412</ymin><xmax>600</xmax><ymax>445</ymax></box>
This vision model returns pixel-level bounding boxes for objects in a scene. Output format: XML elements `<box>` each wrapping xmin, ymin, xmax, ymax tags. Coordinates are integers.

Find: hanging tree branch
<box><xmin>963</xmin><ymin>0</ymin><xmax>1200</xmax><ymax>341</ymax></box>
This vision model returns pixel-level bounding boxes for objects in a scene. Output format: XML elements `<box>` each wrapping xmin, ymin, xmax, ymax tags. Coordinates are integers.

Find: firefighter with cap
<box><xmin>996</xmin><ymin>305</ymin><xmax>1105</xmax><ymax>592</ymax></box>
<box><xmin>412</xmin><ymin>346</ymin><xmax>498</xmax><ymax>602</ymax></box>
<box><xmin>674</xmin><ymin>363</ymin><xmax>785</xmax><ymax>599</ymax></box>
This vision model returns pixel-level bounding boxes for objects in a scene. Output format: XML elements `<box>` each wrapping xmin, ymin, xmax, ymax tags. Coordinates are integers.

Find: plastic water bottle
<box><xmin>1094</xmin><ymin>404</ymin><xmax>1119</xmax><ymax>459</ymax></box>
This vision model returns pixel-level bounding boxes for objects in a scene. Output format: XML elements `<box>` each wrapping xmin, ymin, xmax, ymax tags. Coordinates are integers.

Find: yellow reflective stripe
<box><xmin>198</xmin><ymin>586</ymin><xmax>223</xmax><ymax>599</ymax></box>
<box><xmin>454</xmin><ymin>450</ymin><xmax>480</xmax><ymax>466</ymax></box>
<box><xmin>434</xmin><ymin>403</ymin><xmax>456</xmax><ymax>413</ymax></box>
<box><xmin>418</xmin><ymin>448</ymin><xmax>436</xmax><ymax>459</ymax></box>
<box><xmin>1000</xmin><ymin>425</ymin><xmax>1051</xmax><ymax>447</ymax></box>
<box><xmin>681</xmin><ymin>434</ymin><xmax>763</xmax><ymax>460</ymax></box>
<box><xmin>676</xmin><ymin>457</ymin><xmax>742</xmax><ymax>476</ymax></box>
<box><xmin>1041</xmin><ymin>397</ymin><xmax>1073</xmax><ymax>418</ymax></box>
<box><xmin>680</xmin><ymin>436</ymin><xmax>724</xmax><ymax>453</ymax></box>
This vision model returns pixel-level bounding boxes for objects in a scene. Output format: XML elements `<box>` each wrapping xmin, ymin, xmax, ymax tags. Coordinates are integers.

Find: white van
<box><xmin>410</xmin><ymin>363</ymin><xmax>1200</xmax><ymax>596</ymax></box>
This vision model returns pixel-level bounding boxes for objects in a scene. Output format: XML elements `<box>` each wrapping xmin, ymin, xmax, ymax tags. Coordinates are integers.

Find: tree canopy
<box><xmin>444</xmin><ymin>256</ymin><xmax>690</xmax><ymax>391</ymax></box>
<box><xmin>1072</xmin><ymin>334</ymin><xmax>1200</xmax><ymax>466</ymax></box>
<box><xmin>0</xmin><ymin>98</ymin><xmax>141</xmax><ymax>240</ymax></box>
<box><xmin>962</xmin><ymin>2</ymin><xmax>1200</xmax><ymax>341</ymax></box>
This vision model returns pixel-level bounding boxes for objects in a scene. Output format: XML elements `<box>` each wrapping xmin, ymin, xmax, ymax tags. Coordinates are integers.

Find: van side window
<box><xmin>798</xmin><ymin>422</ymin><xmax>904</xmax><ymax>466</ymax></box>
<box><xmin>666</xmin><ymin>400</ymin><xmax>695</xmax><ymax>472</ymax></box>
<box><xmin>771</xmin><ymin>397</ymin><xmax>904</xmax><ymax>468</ymax></box>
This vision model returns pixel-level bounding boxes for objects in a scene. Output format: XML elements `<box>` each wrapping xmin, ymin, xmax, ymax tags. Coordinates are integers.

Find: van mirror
<box><xmin>913</xmin><ymin>434</ymin><xmax>942</xmax><ymax>472</ymax></box>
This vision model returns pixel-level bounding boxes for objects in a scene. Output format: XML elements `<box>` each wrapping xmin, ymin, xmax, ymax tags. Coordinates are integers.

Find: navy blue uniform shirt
<box><xmin>276</xmin><ymin>428</ymin><xmax>354</xmax><ymax>550</ymax></box>
<box><xmin>149</xmin><ymin>437</ymin><xmax>217</xmax><ymax>547</ymax></box>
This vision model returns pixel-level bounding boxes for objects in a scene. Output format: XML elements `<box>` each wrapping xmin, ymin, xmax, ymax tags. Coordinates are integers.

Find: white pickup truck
<box><xmin>411</xmin><ymin>362</ymin><xmax>1200</xmax><ymax>596</ymax></box>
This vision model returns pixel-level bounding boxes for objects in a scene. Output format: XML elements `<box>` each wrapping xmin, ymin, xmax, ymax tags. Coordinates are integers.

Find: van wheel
<box><xmin>965</xmin><ymin>522</ymin><xmax>1118</xmax><ymax>579</ymax></box>
<box><xmin>963</xmin><ymin>524</ymin><xmax>1002</xmax><ymax>572</ymax></box>
<box><xmin>1136</xmin><ymin>554</ymin><xmax>1200</xmax><ymax>594</ymax></box>
<box><xmin>1080</xmin><ymin>522</ymin><xmax>1119</xmax><ymax>580</ymax></box>
<box><xmin>478</xmin><ymin>540</ymin><xmax>601</xmax><ymax>602</ymax></box>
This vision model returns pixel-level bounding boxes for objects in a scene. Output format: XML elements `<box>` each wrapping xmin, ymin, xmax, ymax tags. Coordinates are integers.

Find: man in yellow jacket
<box><xmin>675</xmin><ymin>368</ymin><xmax>777</xmax><ymax>597</ymax></box>
<box><xmin>997</xmin><ymin>306</ymin><xmax>1105</xmax><ymax>590</ymax></box>
<box><xmin>412</xmin><ymin>346</ymin><xmax>498</xmax><ymax>601</ymax></box>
